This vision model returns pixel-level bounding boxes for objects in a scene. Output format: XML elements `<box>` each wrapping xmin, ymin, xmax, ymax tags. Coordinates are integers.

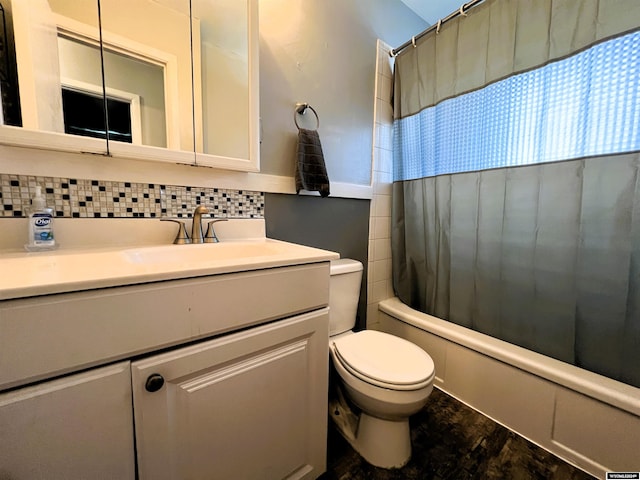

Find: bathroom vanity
<box><xmin>0</xmin><ymin>236</ymin><xmax>338</xmax><ymax>479</ymax></box>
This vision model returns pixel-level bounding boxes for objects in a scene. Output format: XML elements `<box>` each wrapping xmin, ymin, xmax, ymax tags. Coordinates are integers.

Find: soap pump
<box><xmin>25</xmin><ymin>186</ymin><xmax>57</xmax><ymax>251</ymax></box>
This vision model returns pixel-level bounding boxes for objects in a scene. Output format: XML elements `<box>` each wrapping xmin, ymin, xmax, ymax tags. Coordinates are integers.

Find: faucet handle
<box><xmin>161</xmin><ymin>218</ymin><xmax>191</xmax><ymax>244</ymax></box>
<box><xmin>204</xmin><ymin>219</ymin><xmax>228</xmax><ymax>243</ymax></box>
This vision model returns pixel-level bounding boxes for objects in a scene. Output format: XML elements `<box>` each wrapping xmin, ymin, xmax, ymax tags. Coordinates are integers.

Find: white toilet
<box><xmin>328</xmin><ymin>259</ymin><xmax>435</xmax><ymax>469</ymax></box>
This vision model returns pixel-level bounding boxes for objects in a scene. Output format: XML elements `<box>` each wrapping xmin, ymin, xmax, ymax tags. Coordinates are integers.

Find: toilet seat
<box><xmin>332</xmin><ymin>330</ymin><xmax>435</xmax><ymax>391</ymax></box>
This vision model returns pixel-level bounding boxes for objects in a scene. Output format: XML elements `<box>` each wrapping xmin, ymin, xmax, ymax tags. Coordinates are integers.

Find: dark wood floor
<box><xmin>319</xmin><ymin>388</ymin><xmax>595</xmax><ymax>480</ymax></box>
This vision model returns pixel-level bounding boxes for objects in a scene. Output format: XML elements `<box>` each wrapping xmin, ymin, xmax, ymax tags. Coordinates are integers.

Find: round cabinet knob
<box><xmin>145</xmin><ymin>373</ymin><xmax>165</xmax><ymax>392</ymax></box>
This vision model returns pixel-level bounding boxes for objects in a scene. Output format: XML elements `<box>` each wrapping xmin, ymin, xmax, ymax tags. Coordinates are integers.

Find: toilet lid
<box><xmin>332</xmin><ymin>330</ymin><xmax>434</xmax><ymax>388</ymax></box>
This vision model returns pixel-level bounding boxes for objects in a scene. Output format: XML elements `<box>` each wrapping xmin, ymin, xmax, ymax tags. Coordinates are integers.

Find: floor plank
<box><xmin>319</xmin><ymin>388</ymin><xmax>595</xmax><ymax>480</ymax></box>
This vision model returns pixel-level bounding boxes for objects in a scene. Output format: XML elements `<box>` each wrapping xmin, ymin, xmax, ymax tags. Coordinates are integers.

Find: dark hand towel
<box><xmin>295</xmin><ymin>128</ymin><xmax>330</xmax><ymax>197</ymax></box>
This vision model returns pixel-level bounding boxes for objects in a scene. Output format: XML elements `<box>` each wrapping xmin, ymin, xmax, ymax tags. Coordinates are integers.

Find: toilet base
<box><xmin>329</xmin><ymin>387</ymin><xmax>412</xmax><ymax>469</ymax></box>
<box><xmin>356</xmin><ymin>412</ymin><xmax>411</xmax><ymax>468</ymax></box>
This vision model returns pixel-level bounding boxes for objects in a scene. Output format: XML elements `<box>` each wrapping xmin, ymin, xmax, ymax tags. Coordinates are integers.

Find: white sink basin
<box><xmin>122</xmin><ymin>240</ymin><xmax>288</xmax><ymax>265</ymax></box>
<box><xmin>0</xmin><ymin>239</ymin><xmax>339</xmax><ymax>300</ymax></box>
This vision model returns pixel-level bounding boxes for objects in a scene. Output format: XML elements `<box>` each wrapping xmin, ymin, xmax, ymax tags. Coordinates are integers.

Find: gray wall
<box><xmin>265</xmin><ymin>193</ymin><xmax>370</xmax><ymax>330</ymax></box>
<box><xmin>259</xmin><ymin>0</ymin><xmax>426</xmax><ymax>185</ymax></box>
<box><xmin>260</xmin><ymin>1</ymin><xmax>425</xmax><ymax>329</ymax></box>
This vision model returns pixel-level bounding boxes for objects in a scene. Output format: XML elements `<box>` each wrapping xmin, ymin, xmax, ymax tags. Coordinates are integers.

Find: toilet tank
<box><xmin>329</xmin><ymin>259</ymin><xmax>363</xmax><ymax>336</ymax></box>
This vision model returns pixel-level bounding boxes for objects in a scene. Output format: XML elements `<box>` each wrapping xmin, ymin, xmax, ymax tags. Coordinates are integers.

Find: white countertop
<box><xmin>0</xmin><ymin>238</ymin><xmax>339</xmax><ymax>300</ymax></box>
<box><xmin>0</xmin><ymin>218</ymin><xmax>339</xmax><ymax>300</ymax></box>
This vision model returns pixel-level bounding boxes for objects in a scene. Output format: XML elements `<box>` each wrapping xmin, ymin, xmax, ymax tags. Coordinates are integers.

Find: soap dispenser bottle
<box><xmin>25</xmin><ymin>186</ymin><xmax>57</xmax><ymax>251</ymax></box>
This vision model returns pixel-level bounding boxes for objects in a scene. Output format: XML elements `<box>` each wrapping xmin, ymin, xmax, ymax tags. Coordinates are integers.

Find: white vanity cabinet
<box><xmin>132</xmin><ymin>309</ymin><xmax>328</xmax><ymax>480</ymax></box>
<box><xmin>0</xmin><ymin>362</ymin><xmax>136</xmax><ymax>479</ymax></box>
<box><xmin>0</xmin><ymin>259</ymin><xmax>333</xmax><ymax>480</ymax></box>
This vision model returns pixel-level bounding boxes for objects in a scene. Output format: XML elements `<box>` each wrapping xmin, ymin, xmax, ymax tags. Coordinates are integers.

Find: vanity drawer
<box><xmin>0</xmin><ymin>262</ymin><xmax>330</xmax><ymax>391</ymax></box>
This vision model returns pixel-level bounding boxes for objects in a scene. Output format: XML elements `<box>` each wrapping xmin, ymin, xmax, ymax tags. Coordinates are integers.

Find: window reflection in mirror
<box><xmin>61</xmin><ymin>88</ymin><xmax>132</xmax><ymax>142</ymax></box>
<box><xmin>101</xmin><ymin>50</ymin><xmax>166</xmax><ymax>147</ymax></box>
<box><xmin>58</xmin><ymin>34</ymin><xmax>167</xmax><ymax>147</ymax></box>
<box><xmin>192</xmin><ymin>0</ymin><xmax>250</xmax><ymax>160</ymax></box>
<box><xmin>57</xmin><ymin>35</ymin><xmax>104</xmax><ymax>140</ymax></box>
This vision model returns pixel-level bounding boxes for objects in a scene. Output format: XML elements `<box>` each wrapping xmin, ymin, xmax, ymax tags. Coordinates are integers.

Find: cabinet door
<box><xmin>132</xmin><ymin>308</ymin><xmax>329</xmax><ymax>480</ymax></box>
<box><xmin>0</xmin><ymin>361</ymin><xmax>135</xmax><ymax>480</ymax></box>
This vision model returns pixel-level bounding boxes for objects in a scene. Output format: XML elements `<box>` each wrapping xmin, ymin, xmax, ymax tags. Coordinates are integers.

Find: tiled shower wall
<box><xmin>366</xmin><ymin>40</ymin><xmax>395</xmax><ymax>329</ymax></box>
<box><xmin>0</xmin><ymin>173</ymin><xmax>264</xmax><ymax>219</ymax></box>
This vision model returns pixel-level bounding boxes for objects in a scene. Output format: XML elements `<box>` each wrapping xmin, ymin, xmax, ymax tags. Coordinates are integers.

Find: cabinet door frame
<box><xmin>0</xmin><ymin>361</ymin><xmax>136</xmax><ymax>480</ymax></box>
<box><xmin>131</xmin><ymin>308</ymin><xmax>329</xmax><ymax>480</ymax></box>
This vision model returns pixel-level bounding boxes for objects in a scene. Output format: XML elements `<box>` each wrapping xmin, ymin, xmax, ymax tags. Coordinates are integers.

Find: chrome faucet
<box><xmin>191</xmin><ymin>205</ymin><xmax>209</xmax><ymax>243</ymax></box>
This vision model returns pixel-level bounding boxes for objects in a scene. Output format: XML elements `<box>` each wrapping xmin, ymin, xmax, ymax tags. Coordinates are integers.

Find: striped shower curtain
<box><xmin>391</xmin><ymin>0</ymin><xmax>640</xmax><ymax>387</ymax></box>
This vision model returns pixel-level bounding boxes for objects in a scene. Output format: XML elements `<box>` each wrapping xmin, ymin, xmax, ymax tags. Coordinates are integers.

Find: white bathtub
<box><xmin>377</xmin><ymin>297</ymin><xmax>640</xmax><ymax>478</ymax></box>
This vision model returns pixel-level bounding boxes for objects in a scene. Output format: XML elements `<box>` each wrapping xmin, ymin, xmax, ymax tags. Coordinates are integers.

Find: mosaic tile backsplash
<box><xmin>0</xmin><ymin>174</ymin><xmax>264</xmax><ymax>219</ymax></box>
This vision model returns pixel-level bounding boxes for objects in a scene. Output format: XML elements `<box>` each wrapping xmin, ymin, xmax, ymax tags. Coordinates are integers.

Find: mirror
<box><xmin>99</xmin><ymin>0</ymin><xmax>194</xmax><ymax>154</ymax></box>
<box><xmin>192</xmin><ymin>0</ymin><xmax>249</xmax><ymax>161</ymax></box>
<box><xmin>0</xmin><ymin>0</ymin><xmax>259</xmax><ymax>171</ymax></box>
<box><xmin>0</xmin><ymin>0</ymin><xmax>106</xmax><ymax>152</ymax></box>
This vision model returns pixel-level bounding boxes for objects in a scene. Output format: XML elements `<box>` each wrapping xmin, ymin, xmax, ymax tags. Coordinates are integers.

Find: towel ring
<box><xmin>294</xmin><ymin>102</ymin><xmax>320</xmax><ymax>130</ymax></box>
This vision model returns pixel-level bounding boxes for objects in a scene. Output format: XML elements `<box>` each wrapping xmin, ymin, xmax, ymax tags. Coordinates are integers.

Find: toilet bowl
<box><xmin>328</xmin><ymin>259</ymin><xmax>435</xmax><ymax>469</ymax></box>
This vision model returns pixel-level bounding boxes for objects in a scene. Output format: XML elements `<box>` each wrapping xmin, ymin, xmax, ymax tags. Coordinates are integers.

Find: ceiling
<box><xmin>399</xmin><ymin>0</ymin><xmax>465</xmax><ymax>24</ymax></box>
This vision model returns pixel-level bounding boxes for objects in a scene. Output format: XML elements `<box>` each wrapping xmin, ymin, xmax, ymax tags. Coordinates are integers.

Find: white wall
<box><xmin>367</xmin><ymin>40</ymin><xmax>395</xmax><ymax>328</ymax></box>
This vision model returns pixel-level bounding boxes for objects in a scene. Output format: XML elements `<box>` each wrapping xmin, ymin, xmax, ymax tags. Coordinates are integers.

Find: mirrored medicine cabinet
<box><xmin>0</xmin><ymin>0</ymin><xmax>259</xmax><ymax>172</ymax></box>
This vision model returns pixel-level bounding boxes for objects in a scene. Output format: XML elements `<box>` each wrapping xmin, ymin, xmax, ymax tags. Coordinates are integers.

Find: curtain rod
<box><xmin>390</xmin><ymin>0</ymin><xmax>486</xmax><ymax>57</ymax></box>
